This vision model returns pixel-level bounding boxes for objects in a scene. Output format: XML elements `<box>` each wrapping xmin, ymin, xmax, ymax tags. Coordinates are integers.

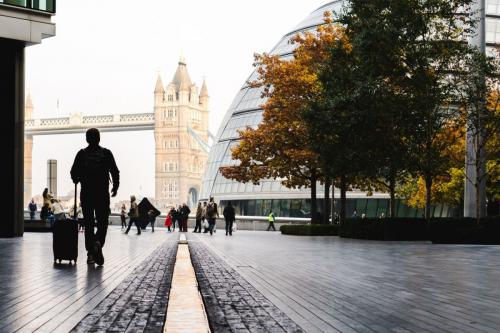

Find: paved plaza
<box><xmin>0</xmin><ymin>228</ymin><xmax>176</xmax><ymax>332</ymax></box>
<box><xmin>192</xmin><ymin>232</ymin><xmax>500</xmax><ymax>333</ymax></box>
<box><xmin>0</xmin><ymin>228</ymin><xmax>500</xmax><ymax>332</ymax></box>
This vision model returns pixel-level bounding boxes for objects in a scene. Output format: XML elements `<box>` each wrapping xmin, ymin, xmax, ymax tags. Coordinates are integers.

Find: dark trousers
<box><xmin>267</xmin><ymin>221</ymin><xmax>276</xmax><ymax>231</ymax></box>
<box><xmin>149</xmin><ymin>219</ymin><xmax>155</xmax><ymax>232</ymax></box>
<box><xmin>225</xmin><ymin>219</ymin><xmax>234</xmax><ymax>235</ymax></box>
<box><xmin>120</xmin><ymin>215</ymin><xmax>126</xmax><ymax>228</ymax></box>
<box><xmin>194</xmin><ymin>218</ymin><xmax>202</xmax><ymax>232</ymax></box>
<box><xmin>78</xmin><ymin>218</ymin><xmax>85</xmax><ymax>231</ymax></box>
<box><xmin>30</xmin><ymin>212</ymin><xmax>35</xmax><ymax>220</ymax></box>
<box><xmin>126</xmin><ymin>217</ymin><xmax>141</xmax><ymax>234</ymax></box>
<box><xmin>208</xmin><ymin>218</ymin><xmax>216</xmax><ymax>234</ymax></box>
<box><xmin>181</xmin><ymin>218</ymin><xmax>188</xmax><ymax>232</ymax></box>
<box><xmin>81</xmin><ymin>190</ymin><xmax>110</xmax><ymax>253</ymax></box>
<box><xmin>172</xmin><ymin>219</ymin><xmax>177</xmax><ymax>230</ymax></box>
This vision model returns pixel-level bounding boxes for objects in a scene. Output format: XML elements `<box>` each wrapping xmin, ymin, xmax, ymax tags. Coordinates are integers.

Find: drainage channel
<box><xmin>164</xmin><ymin>234</ymin><xmax>211</xmax><ymax>333</ymax></box>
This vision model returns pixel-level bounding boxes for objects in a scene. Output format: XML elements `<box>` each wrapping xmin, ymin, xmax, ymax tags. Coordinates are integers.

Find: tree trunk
<box><xmin>310</xmin><ymin>170</ymin><xmax>317</xmax><ymax>224</ymax></box>
<box><xmin>324</xmin><ymin>176</ymin><xmax>330</xmax><ymax>224</ymax></box>
<box><xmin>389</xmin><ymin>174</ymin><xmax>396</xmax><ymax>218</ymax></box>
<box><xmin>340</xmin><ymin>174</ymin><xmax>347</xmax><ymax>225</ymax></box>
<box><xmin>424</xmin><ymin>175</ymin><xmax>432</xmax><ymax>223</ymax></box>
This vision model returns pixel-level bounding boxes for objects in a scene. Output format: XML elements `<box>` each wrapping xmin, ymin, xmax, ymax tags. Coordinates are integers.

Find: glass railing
<box><xmin>0</xmin><ymin>0</ymin><xmax>55</xmax><ymax>13</ymax></box>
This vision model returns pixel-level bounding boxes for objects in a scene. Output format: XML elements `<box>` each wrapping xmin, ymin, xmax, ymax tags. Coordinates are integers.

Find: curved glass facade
<box><xmin>201</xmin><ymin>1</ymin><xmax>345</xmax><ymax>203</ymax></box>
<box><xmin>201</xmin><ymin>1</ymin><xmax>498</xmax><ymax>218</ymax></box>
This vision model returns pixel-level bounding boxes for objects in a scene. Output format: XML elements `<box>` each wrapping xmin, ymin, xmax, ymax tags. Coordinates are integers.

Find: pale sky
<box><xmin>26</xmin><ymin>0</ymin><xmax>327</xmax><ymax>205</ymax></box>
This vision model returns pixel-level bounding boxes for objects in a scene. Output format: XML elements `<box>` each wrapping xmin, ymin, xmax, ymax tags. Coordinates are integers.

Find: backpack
<box><xmin>206</xmin><ymin>202</ymin><xmax>216</xmax><ymax>218</ymax></box>
<box><xmin>81</xmin><ymin>148</ymin><xmax>110</xmax><ymax>184</ymax></box>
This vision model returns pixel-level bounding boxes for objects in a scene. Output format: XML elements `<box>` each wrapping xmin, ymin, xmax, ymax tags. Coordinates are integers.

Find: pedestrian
<box><xmin>147</xmin><ymin>209</ymin><xmax>156</xmax><ymax>232</ymax></box>
<box><xmin>40</xmin><ymin>202</ymin><xmax>50</xmax><ymax>222</ymax></box>
<box><xmin>202</xmin><ymin>202</ymin><xmax>209</xmax><ymax>233</ymax></box>
<box><xmin>352</xmin><ymin>210</ymin><xmax>358</xmax><ymax>218</ymax></box>
<box><xmin>180</xmin><ymin>203</ymin><xmax>191</xmax><ymax>232</ymax></box>
<box><xmin>206</xmin><ymin>197</ymin><xmax>219</xmax><ymax>235</ymax></box>
<box><xmin>42</xmin><ymin>188</ymin><xmax>53</xmax><ymax>210</ymax></box>
<box><xmin>120</xmin><ymin>204</ymin><xmax>127</xmax><ymax>229</ymax></box>
<box><xmin>28</xmin><ymin>198</ymin><xmax>37</xmax><ymax>220</ymax></box>
<box><xmin>193</xmin><ymin>202</ymin><xmax>203</xmax><ymax>233</ymax></box>
<box><xmin>165</xmin><ymin>208</ymin><xmax>173</xmax><ymax>232</ymax></box>
<box><xmin>125</xmin><ymin>195</ymin><xmax>141</xmax><ymax>235</ymax></box>
<box><xmin>223</xmin><ymin>201</ymin><xmax>236</xmax><ymax>236</ymax></box>
<box><xmin>71</xmin><ymin>127</ymin><xmax>120</xmax><ymax>266</ymax></box>
<box><xmin>51</xmin><ymin>199</ymin><xmax>66</xmax><ymax>221</ymax></box>
<box><xmin>76</xmin><ymin>203</ymin><xmax>84</xmax><ymax>232</ymax></box>
<box><xmin>267</xmin><ymin>211</ymin><xmax>276</xmax><ymax>231</ymax></box>
<box><xmin>171</xmin><ymin>206</ymin><xmax>178</xmax><ymax>231</ymax></box>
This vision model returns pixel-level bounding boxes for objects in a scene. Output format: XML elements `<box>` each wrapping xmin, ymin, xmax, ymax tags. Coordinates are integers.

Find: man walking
<box><xmin>194</xmin><ymin>202</ymin><xmax>203</xmax><ymax>233</ymax></box>
<box><xmin>267</xmin><ymin>211</ymin><xmax>276</xmax><ymax>231</ymax></box>
<box><xmin>206</xmin><ymin>197</ymin><xmax>219</xmax><ymax>235</ymax></box>
<box><xmin>223</xmin><ymin>201</ymin><xmax>236</xmax><ymax>236</ymax></box>
<box><xmin>147</xmin><ymin>209</ymin><xmax>156</xmax><ymax>232</ymax></box>
<box><xmin>180</xmin><ymin>203</ymin><xmax>191</xmax><ymax>232</ymax></box>
<box><xmin>125</xmin><ymin>195</ymin><xmax>141</xmax><ymax>235</ymax></box>
<box><xmin>71</xmin><ymin>128</ymin><xmax>119</xmax><ymax>266</ymax></box>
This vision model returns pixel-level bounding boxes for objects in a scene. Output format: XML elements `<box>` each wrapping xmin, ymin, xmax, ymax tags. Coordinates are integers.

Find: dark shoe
<box><xmin>87</xmin><ymin>254</ymin><xmax>95</xmax><ymax>265</ymax></box>
<box><xmin>94</xmin><ymin>241</ymin><xmax>104</xmax><ymax>266</ymax></box>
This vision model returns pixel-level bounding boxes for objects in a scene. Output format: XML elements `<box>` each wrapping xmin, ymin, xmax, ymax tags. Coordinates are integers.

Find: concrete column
<box><xmin>465</xmin><ymin>0</ymin><xmax>487</xmax><ymax>218</ymax></box>
<box><xmin>47</xmin><ymin>159</ymin><xmax>57</xmax><ymax>198</ymax></box>
<box><xmin>0</xmin><ymin>38</ymin><xmax>25</xmax><ymax>237</ymax></box>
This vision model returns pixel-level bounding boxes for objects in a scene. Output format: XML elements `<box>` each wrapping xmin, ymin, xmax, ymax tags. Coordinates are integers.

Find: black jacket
<box><xmin>70</xmin><ymin>146</ymin><xmax>119</xmax><ymax>193</ymax></box>
<box><xmin>180</xmin><ymin>206</ymin><xmax>191</xmax><ymax>219</ymax></box>
<box><xmin>223</xmin><ymin>205</ymin><xmax>236</xmax><ymax>221</ymax></box>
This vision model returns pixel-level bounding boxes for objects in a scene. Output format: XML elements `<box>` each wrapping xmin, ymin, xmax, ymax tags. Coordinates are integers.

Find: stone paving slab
<box><xmin>164</xmin><ymin>243</ymin><xmax>210</xmax><ymax>333</ymax></box>
<box><xmin>194</xmin><ymin>231</ymin><xmax>500</xmax><ymax>333</ymax></box>
<box><xmin>188</xmin><ymin>237</ymin><xmax>304</xmax><ymax>333</ymax></box>
<box><xmin>71</xmin><ymin>236</ymin><xmax>178</xmax><ymax>333</ymax></box>
<box><xmin>0</xmin><ymin>228</ymin><xmax>173</xmax><ymax>333</ymax></box>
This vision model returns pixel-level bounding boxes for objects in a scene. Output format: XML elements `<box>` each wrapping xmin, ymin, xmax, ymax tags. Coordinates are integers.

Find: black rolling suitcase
<box><xmin>53</xmin><ymin>184</ymin><xmax>78</xmax><ymax>264</ymax></box>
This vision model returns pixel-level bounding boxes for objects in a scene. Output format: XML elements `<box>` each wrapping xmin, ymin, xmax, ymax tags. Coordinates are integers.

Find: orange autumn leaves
<box><xmin>220</xmin><ymin>13</ymin><xmax>350</xmax><ymax>188</ymax></box>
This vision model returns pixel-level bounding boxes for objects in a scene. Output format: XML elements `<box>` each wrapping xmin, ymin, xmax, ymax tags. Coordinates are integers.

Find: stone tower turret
<box><xmin>199</xmin><ymin>79</ymin><xmax>209</xmax><ymax>110</ymax></box>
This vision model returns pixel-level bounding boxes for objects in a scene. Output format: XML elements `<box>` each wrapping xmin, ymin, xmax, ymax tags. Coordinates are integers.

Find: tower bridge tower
<box><xmin>24</xmin><ymin>93</ymin><xmax>34</xmax><ymax>207</ymax></box>
<box><xmin>154</xmin><ymin>57</ymin><xmax>209</xmax><ymax>211</ymax></box>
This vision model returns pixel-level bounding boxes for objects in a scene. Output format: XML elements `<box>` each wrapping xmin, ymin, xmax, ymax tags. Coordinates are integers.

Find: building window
<box><xmin>168</xmin><ymin>94</ymin><xmax>173</xmax><ymax>101</ymax></box>
<box><xmin>190</xmin><ymin>110</ymin><xmax>201</xmax><ymax>123</ymax></box>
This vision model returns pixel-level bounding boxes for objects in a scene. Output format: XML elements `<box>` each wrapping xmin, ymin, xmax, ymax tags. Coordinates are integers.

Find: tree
<box><xmin>385</xmin><ymin>0</ymin><xmax>476</xmax><ymax>222</ymax></box>
<box><xmin>337</xmin><ymin>0</ymin><xmax>421</xmax><ymax>218</ymax></box>
<box><xmin>458</xmin><ymin>49</ymin><xmax>500</xmax><ymax>221</ymax></box>
<box><xmin>297</xmin><ymin>13</ymin><xmax>360</xmax><ymax>224</ymax></box>
<box><xmin>220</xmin><ymin>14</ymin><xmax>347</xmax><ymax>223</ymax></box>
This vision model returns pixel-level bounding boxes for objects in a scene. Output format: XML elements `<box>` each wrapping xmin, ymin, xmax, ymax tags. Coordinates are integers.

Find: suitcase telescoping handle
<box><xmin>73</xmin><ymin>183</ymin><xmax>78</xmax><ymax>221</ymax></box>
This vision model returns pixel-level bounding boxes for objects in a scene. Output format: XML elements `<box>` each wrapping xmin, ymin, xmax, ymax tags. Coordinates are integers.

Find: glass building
<box><xmin>201</xmin><ymin>1</ymin><xmax>499</xmax><ymax>218</ymax></box>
